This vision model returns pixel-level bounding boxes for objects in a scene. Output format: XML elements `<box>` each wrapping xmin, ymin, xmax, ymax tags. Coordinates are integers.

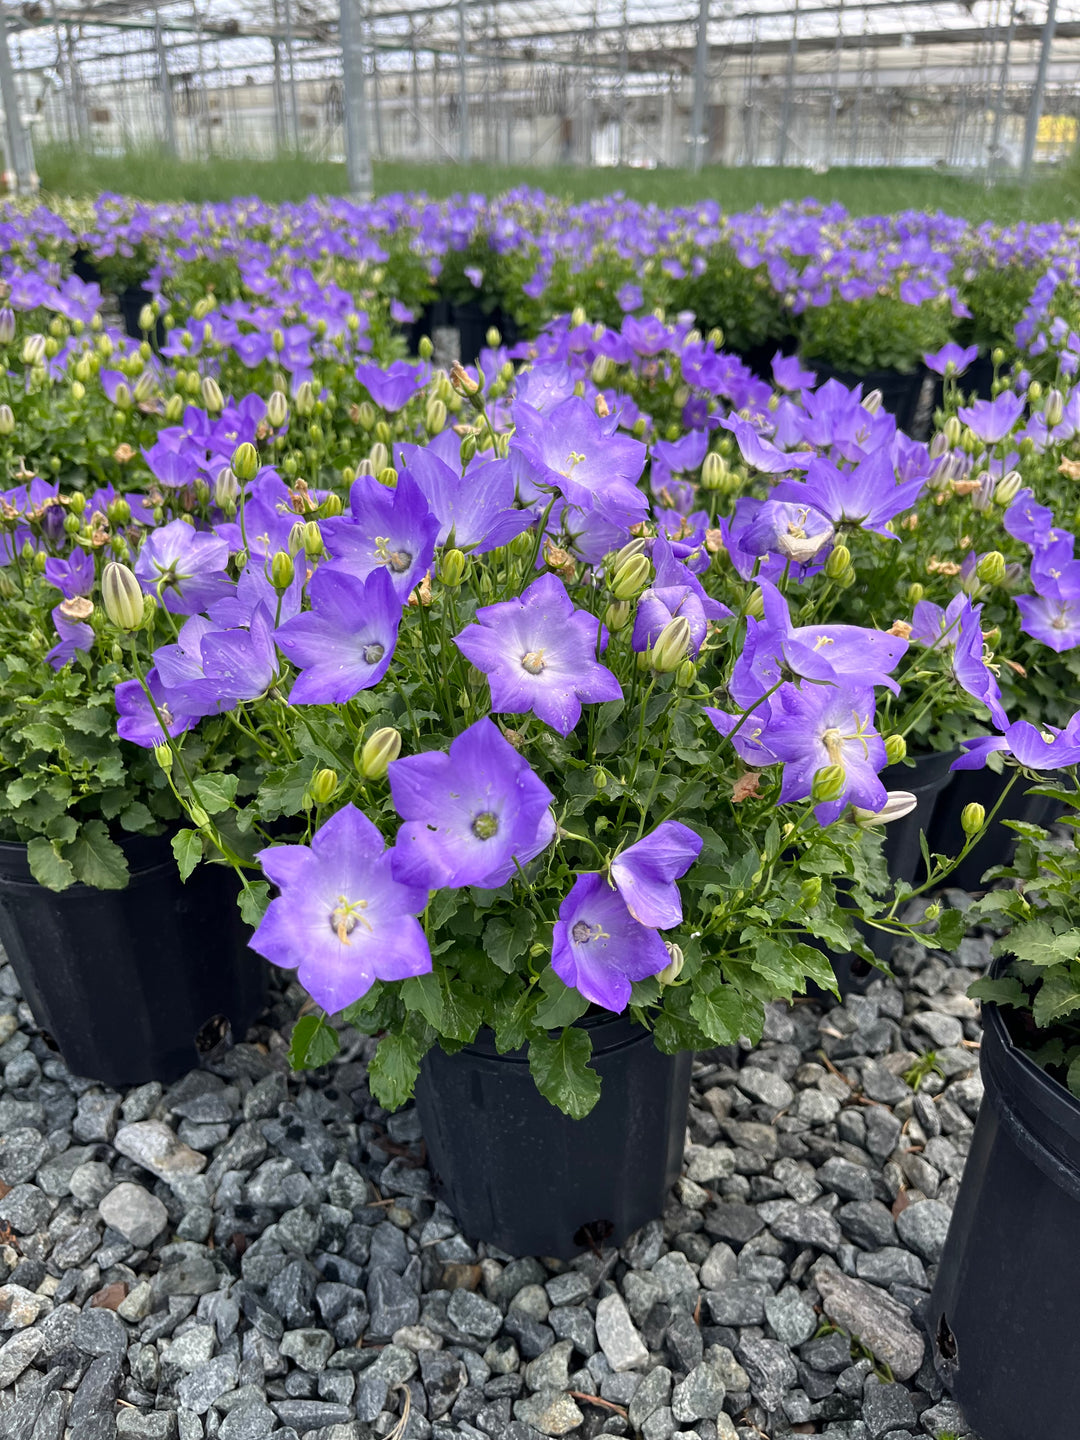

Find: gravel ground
<box><xmin>0</xmin><ymin>900</ymin><xmax>991</xmax><ymax>1440</ymax></box>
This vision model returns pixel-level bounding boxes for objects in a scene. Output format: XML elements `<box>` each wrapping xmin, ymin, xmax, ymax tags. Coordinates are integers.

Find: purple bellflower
<box><xmin>754</xmin><ymin>682</ymin><xmax>888</xmax><ymax>825</ymax></box>
<box><xmin>133</xmin><ymin>519</ymin><xmax>233</xmax><ymax>615</ymax></box>
<box><xmin>454</xmin><ymin>572</ymin><xmax>622</xmax><ymax>735</ymax></box>
<box><xmin>511</xmin><ymin>397</ymin><xmax>648</xmax><ymax>525</ymax></box>
<box><xmin>388</xmin><ymin>718</ymin><xmax>555</xmax><ymax>890</ymax></box>
<box><xmin>738</xmin><ymin>499</ymin><xmax>835</xmax><ymax>565</ymax></box>
<box><xmin>632</xmin><ymin>585</ymin><xmax>709</xmax><ymax>658</ymax></box>
<box><xmin>957</xmin><ymin>392</ymin><xmax>1025</xmax><ymax>444</ymax></box>
<box><xmin>115</xmin><ymin>667</ymin><xmax>200</xmax><ymax>749</ymax></box>
<box><xmin>610</xmin><ymin>822</ymin><xmax>703</xmax><ymax>929</ymax></box>
<box><xmin>275</xmin><ymin>566</ymin><xmax>400</xmax><ymax>704</ymax></box>
<box><xmin>1015</xmin><ymin>575</ymin><xmax>1080</xmax><ymax>652</ymax></box>
<box><xmin>45</xmin><ymin>602</ymin><xmax>94</xmax><ymax>669</ymax></box>
<box><xmin>731</xmin><ymin>579</ymin><xmax>908</xmax><ymax>707</ymax></box>
<box><xmin>251</xmin><ymin>805</ymin><xmax>431</xmax><ymax>1014</ymax></box>
<box><xmin>44</xmin><ymin>549</ymin><xmax>94</xmax><ymax>599</ymax></box>
<box><xmin>552</xmin><ymin>873</ymin><xmax>671</xmax><ymax>1012</ymax></box>
<box><xmin>912</xmin><ymin>594</ymin><xmax>1009</xmax><ymax>724</ymax></box>
<box><xmin>397</xmin><ymin>448</ymin><xmax>532</xmax><ymax>553</ymax></box>
<box><xmin>719</xmin><ymin>415</ymin><xmax>813</xmax><ymax>474</ymax></box>
<box><xmin>923</xmin><ymin>343</ymin><xmax>979</xmax><ymax>377</ymax></box>
<box><xmin>155</xmin><ymin>604</ymin><xmax>278</xmax><ymax>716</ymax></box>
<box><xmin>354</xmin><ymin>359</ymin><xmax>430</xmax><ymax>413</ymax></box>
<box><xmin>322</xmin><ymin>472</ymin><xmax>438</xmax><ymax>602</ymax></box>
<box><xmin>952</xmin><ymin>716</ymin><xmax>1080</xmax><ymax>771</ymax></box>
<box><xmin>773</xmin><ymin>451</ymin><xmax>924</xmax><ymax>538</ymax></box>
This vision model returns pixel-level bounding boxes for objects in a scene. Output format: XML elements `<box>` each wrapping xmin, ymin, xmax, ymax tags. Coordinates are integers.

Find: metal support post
<box><xmin>283</xmin><ymin>0</ymin><xmax>300</xmax><ymax>150</ymax></box>
<box><xmin>0</xmin><ymin>13</ymin><xmax>34</xmax><ymax>194</ymax></box>
<box><xmin>458</xmin><ymin>0</ymin><xmax>469</xmax><ymax>164</ymax></box>
<box><xmin>988</xmin><ymin>0</ymin><xmax>1017</xmax><ymax>181</ymax></box>
<box><xmin>154</xmin><ymin>10</ymin><xmax>178</xmax><ymax>156</ymax></box>
<box><xmin>776</xmin><ymin>0</ymin><xmax>799</xmax><ymax>165</ymax></box>
<box><xmin>271</xmin><ymin>33</ymin><xmax>287</xmax><ymax>153</ymax></box>
<box><xmin>339</xmin><ymin>0</ymin><xmax>372</xmax><ymax>200</ymax></box>
<box><xmin>690</xmin><ymin>0</ymin><xmax>709</xmax><ymax>171</ymax></box>
<box><xmin>1021</xmin><ymin>0</ymin><xmax>1058</xmax><ymax>181</ymax></box>
<box><xmin>616</xmin><ymin>0</ymin><xmax>628</xmax><ymax>165</ymax></box>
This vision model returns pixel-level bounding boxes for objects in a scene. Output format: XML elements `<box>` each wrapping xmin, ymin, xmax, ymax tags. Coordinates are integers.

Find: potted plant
<box><xmin>129</xmin><ymin>356</ymin><xmax>981</xmax><ymax>1257</ymax></box>
<box><xmin>0</xmin><ymin>460</ymin><xmax>266</xmax><ymax>1088</ymax></box>
<box><xmin>929</xmin><ymin>752</ymin><xmax>1080</xmax><ymax>1440</ymax></box>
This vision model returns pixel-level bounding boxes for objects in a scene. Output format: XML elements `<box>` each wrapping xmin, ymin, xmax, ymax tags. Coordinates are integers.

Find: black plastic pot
<box><xmin>879</xmin><ymin>748</ymin><xmax>959</xmax><ymax>886</ymax></box>
<box><xmin>805</xmin><ymin>360</ymin><xmax>934</xmax><ymax>438</ymax></box>
<box><xmin>71</xmin><ymin>246</ymin><xmax>102</xmax><ymax>288</ymax></box>
<box><xmin>415</xmin><ymin>1012</ymin><xmax>692</xmax><ymax>1258</ymax></box>
<box><xmin>930</xmin><ymin>766</ymin><xmax>1066</xmax><ymax>892</ymax></box>
<box><xmin>0</xmin><ymin>834</ymin><xmax>265</xmax><ymax>1087</ymax></box>
<box><xmin>117</xmin><ymin>283</ymin><xmax>167</xmax><ymax>348</ymax></box>
<box><xmin>929</xmin><ymin>971</ymin><xmax>1080</xmax><ymax>1439</ymax></box>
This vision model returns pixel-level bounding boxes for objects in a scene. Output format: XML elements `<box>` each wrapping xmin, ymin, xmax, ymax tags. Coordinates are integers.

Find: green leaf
<box><xmin>368</xmin><ymin>1030</ymin><xmax>422</xmax><ymax>1110</ymax></box>
<box><xmin>401</xmin><ymin>972</ymin><xmax>446</xmax><ymax>1031</ymax></box>
<box><xmin>66</xmin><ymin>820</ymin><xmax>128</xmax><ymax>890</ymax></box>
<box><xmin>440</xmin><ymin>984</ymin><xmax>484</xmax><ymax>1043</ymax></box>
<box><xmin>119</xmin><ymin>801</ymin><xmax>154</xmax><ymax>833</ymax></box>
<box><xmin>534</xmin><ymin>969</ymin><xmax>590</xmax><ymax>1030</ymax></box>
<box><xmin>930</xmin><ymin>906</ymin><xmax>967</xmax><ymax>952</ymax></box>
<box><xmin>1033</xmin><ymin>966</ymin><xmax>1080</xmax><ymax>1027</ymax></box>
<box><xmin>968</xmin><ymin>976</ymin><xmax>1025</xmax><ymax>1008</ymax></box>
<box><xmin>26</xmin><ymin>836</ymin><xmax>75</xmax><ymax>891</ymax></box>
<box><xmin>172</xmin><ymin>829</ymin><xmax>203</xmax><ymax>882</ymax></box>
<box><xmin>21</xmin><ymin>722</ymin><xmax>64</xmax><ymax>751</ymax></box>
<box><xmin>192</xmin><ymin>773</ymin><xmax>240</xmax><ymax>815</ymax></box>
<box><xmin>483</xmin><ymin>909</ymin><xmax>536</xmax><ymax>974</ymax></box>
<box><xmin>238</xmin><ymin>881</ymin><xmax>271</xmax><ymax>927</ymax></box>
<box><xmin>288</xmin><ymin>1014</ymin><xmax>341</xmax><ymax>1070</ymax></box>
<box><xmin>528</xmin><ymin>1028</ymin><xmax>601</xmax><ymax>1119</ymax></box>
<box><xmin>1007</xmin><ymin>919</ymin><xmax>1080</xmax><ymax>969</ymax></box>
<box><xmin>493</xmin><ymin>989</ymin><xmax>535</xmax><ymax>1053</ymax></box>
<box><xmin>6</xmin><ymin>775</ymin><xmax>43</xmax><ymax>806</ymax></box>
<box><xmin>689</xmin><ymin>983</ymin><xmax>744</xmax><ymax>1044</ymax></box>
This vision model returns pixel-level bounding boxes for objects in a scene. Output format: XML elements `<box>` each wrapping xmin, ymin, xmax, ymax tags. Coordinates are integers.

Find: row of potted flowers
<box><xmin>0</xmin><ymin>230</ymin><xmax>1078</xmax><ymax>1435</ymax></box>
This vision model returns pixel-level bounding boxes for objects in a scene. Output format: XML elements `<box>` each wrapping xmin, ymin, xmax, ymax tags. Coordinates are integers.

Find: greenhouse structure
<box><xmin>0</xmin><ymin>0</ymin><xmax>1076</xmax><ymax>195</ymax></box>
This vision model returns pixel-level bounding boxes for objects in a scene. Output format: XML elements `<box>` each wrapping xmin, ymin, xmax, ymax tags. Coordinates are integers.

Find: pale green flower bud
<box><xmin>322</xmin><ymin>493</ymin><xmax>344</xmax><ymax>518</ymax></box>
<box><xmin>884</xmin><ymin>734</ymin><xmax>907</xmax><ymax>766</ymax></box>
<box><xmin>744</xmin><ymin>588</ymin><xmax>766</xmax><ymax>621</ymax></box>
<box><xmin>824</xmin><ymin>544</ymin><xmax>852</xmax><ymax>581</ymax></box>
<box><xmin>213</xmin><ymin>467</ymin><xmax>239</xmax><ymax>511</ymax></box>
<box><xmin>287</xmin><ymin>522</ymin><xmax>307</xmax><ymax>557</ymax></box>
<box><xmin>303</xmin><ymin>521</ymin><xmax>324</xmax><ymax>558</ymax></box>
<box><xmin>853</xmin><ymin>790</ymin><xmax>918</xmax><ymax>827</ymax></box>
<box><xmin>943</xmin><ymin>415</ymin><xmax>963</xmax><ymax>447</ymax></box>
<box><xmin>995</xmin><ymin>470</ymin><xmax>1023</xmax><ymax>506</ymax></box>
<box><xmin>377</xmin><ymin>466</ymin><xmax>398</xmax><ymax>488</ymax></box>
<box><xmin>266</xmin><ymin>390</ymin><xmax>289</xmax><ymax>428</ymax></box>
<box><xmin>270</xmin><ymin>551</ymin><xmax>295</xmax><ymax>591</ymax></box>
<box><xmin>21</xmin><ymin>334</ymin><xmax>45</xmax><ymax>366</ymax></box>
<box><xmin>359</xmin><ymin>726</ymin><xmax>402</xmax><ymax>780</ymax></box>
<box><xmin>1046</xmin><ymin>389</ymin><xmax>1065</xmax><ymax>427</ymax></box>
<box><xmin>811</xmin><ymin>764</ymin><xmax>846</xmax><ymax>804</ymax></box>
<box><xmin>976</xmin><ymin>550</ymin><xmax>1007</xmax><ymax>586</ymax></box>
<box><xmin>164</xmin><ymin>393</ymin><xmax>185</xmax><ymax>423</ymax></box>
<box><xmin>651</xmin><ymin>616</ymin><xmax>692</xmax><ymax>672</ymax></box>
<box><xmin>310</xmin><ymin>768</ymin><xmax>340</xmax><ymax>806</ymax></box>
<box><xmin>675</xmin><ymin>658</ymin><xmax>697</xmax><ymax>689</ymax></box>
<box><xmin>138</xmin><ymin>303</ymin><xmax>156</xmax><ymax>333</ymax></box>
<box><xmin>862</xmin><ymin>388</ymin><xmax>883</xmax><ymax>414</ymax></box>
<box><xmin>604</xmin><ymin>600</ymin><xmax>631</xmax><ymax>632</ymax></box>
<box><xmin>232</xmin><ymin>442</ymin><xmax>259</xmax><ymax>482</ymax></box>
<box><xmin>425</xmin><ymin>398</ymin><xmax>447</xmax><ymax>434</ymax></box>
<box><xmin>701</xmin><ymin>451</ymin><xmax>727</xmax><ymax>490</ymax></box>
<box><xmin>961</xmin><ymin>802</ymin><xmax>986</xmax><ymax>837</ymax></box>
<box><xmin>102</xmin><ymin>561</ymin><xmax>145</xmax><ymax>631</ymax></box>
<box><xmin>800</xmin><ymin>875</ymin><xmax>822</xmax><ymax>908</ymax></box>
<box><xmin>418</xmin><ymin>335</ymin><xmax>434</xmax><ymax>361</ymax></box>
<box><xmin>294</xmin><ymin>380</ymin><xmax>315</xmax><ymax>416</ymax></box>
<box><xmin>133</xmin><ymin>370</ymin><xmax>155</xmax><ymax>403</ymax></box>
<box><xmin>906</xmin><ymin>581</ymin><xmax>925</xmax><ymax>605</ymax></box>
<box><xmin>439</xmin><ymin>549</ymin><xmax>467</xmax><ymax>587</ymax></box>
<box><xmin>0</xmin><ymin>405</ymin><xmax>14</xmax><ymax>436</ymax></box>
<box><xmin>200</xmin><ymin>375</ymin><xmax>224</xmax><ymax>413</ymax></box>
<box><xmin>610</xmin><ymin>554</ymin><xmax>651</xmax><ymax>601</ymax></box>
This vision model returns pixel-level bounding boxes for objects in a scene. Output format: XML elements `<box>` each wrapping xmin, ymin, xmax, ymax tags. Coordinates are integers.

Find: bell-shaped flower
<box><xmin>610</xmin><ymin>822</ymin><xmax>703</xmax><ymax>929</ymax></box>
<box><xmin>251</xmin><ymin>805</ymin><xmax>431</xmax><ymax>1014</ymax></box>
<box><xmin>632</xmin><ymin>585</ymin><xmax>708</xmax><ymax>659</ymax></box>
<box><xmin>552</xmin><ymin>873</ymin><xmax>671</xmax><ymax>1012</ymax></box>
<box><xmin>133</xmin><ymin>519</ymin><xmax>233</xmax><ymax>615</ymax></box>
<box><xmin>388</xmin><ymin>718</ymin><xmax>555</xmax><ymax>890</ymax></box>
<box><xmin>952</xmin><ymin>715</ymin><xmax>1080</xmax><ymax>772</ymax></box>
<box><xmin>355</xmin><ymin>358</ymin><xmax>430</xmax><ymax>413</ymax></box>
<box><xmin>45</xmin><ymin>600</ymin><xmax>94</xmax><ymax>670</ymax></box>
<box><xmin>454</xmin><ymin>572</ymin><xmax>622</xmax><ymax>736</ymax></box>
<box><xmin>397</xmin><ymin>447</ymin><xmax>532</xmax><ymax>553</ymax></box>
<box><xmin>275</xmin><ymin>566</ymin><xmax>400</xmax><ymax>704</ymax></box>
<box><xmin>511</xmin><ymin>396</ymin><xmax>648</xmax><ymax>525</ymax></box>
<box><xmin>115</xmin><ymin>667</ymin><xmax>201</xmax><ymax>749</ymax></box>
<box><xmin>957</xmin><ymin>391</ymin><xmax>1024</xmax><ymax>444</ymax></box>
<box><xmin>773</xmin><ymin>450</ymin><xmax>924</xmax><ymax>538</ymax></box>
<box><xmin>44</xmin><ymin>549</ymin><xmax>94</xmax><ymax>600</ymax></box>
<box><xmin>719</xmin><ymin>414</ymin><xmax>813</xmax><ymax>474</ymax></box>
<box><xmin>321</xmin><ymin>472</ymin><xmax>438</xmax><ymax>603</ymax></box>
<box><xmin>155</xmin><ymin>604</ymin><xmax>279</xmax><ymax>716</ymax></box>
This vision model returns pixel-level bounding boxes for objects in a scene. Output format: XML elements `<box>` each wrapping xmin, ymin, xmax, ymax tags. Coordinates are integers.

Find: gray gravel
<box><xmin>0</xmin><ymin>909</ymin><xmax>992</xmax><ymax>1440</ymax></box>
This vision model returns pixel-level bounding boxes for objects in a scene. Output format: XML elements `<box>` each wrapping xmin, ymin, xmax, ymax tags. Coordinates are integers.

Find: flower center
<box><xmin>521</xmin><ymin>649</ymin><xmax>546</xmax><ymax>675</ymax></box>
<box><xmin>375</xmin><ymin>535</ymin><xmax>413</xmax><ymax>573</ymax></box>
<box><xmin>821</xmin><ymin>727</ymin><xmax>845</xmax><ymax>766</ymax></box>
<box><xmin>472</xmin><ymin>811</ymin><xmax>499</xmax><ymax>840</ymax></box>
<box><xmin>571</xmin><ymin>918</ymin><xmax>609</xmax><ymax>945</ymax></box>
<box><xmin>362</xmin><ymin>642</ymin><xmax>385</xmax><ymax>664</ymax></box>
<box><xmin>329</xmin><ymin>895</ymin><xmax>371</xmax><ymax>944</ymax></box>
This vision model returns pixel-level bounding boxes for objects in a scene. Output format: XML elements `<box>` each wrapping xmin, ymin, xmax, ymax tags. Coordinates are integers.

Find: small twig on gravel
<box><xmin>569</xmin><ymin>1392</ymin><xmax>628</xmax><ymax>1417</ymax></box>
<box><xmin>386</xmin><ymin>1383</ymin><xmax>412</xmax><ymax>1440</ymax></box>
